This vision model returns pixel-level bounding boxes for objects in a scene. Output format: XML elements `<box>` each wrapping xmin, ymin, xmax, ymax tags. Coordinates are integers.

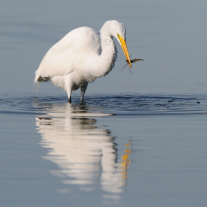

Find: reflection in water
<box><xmin>35</xmin><ymin>103</ymin><xmax>131</xmax><ymax>204</ymax></box>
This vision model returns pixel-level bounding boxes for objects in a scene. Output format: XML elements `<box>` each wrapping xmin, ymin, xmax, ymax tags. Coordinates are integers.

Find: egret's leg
<box><xmin>81</xmin><ymin>83</ymin><xmax>88</xmax><ymax>102</ymax></box>
<box><xmin>67</xmin><ymin>89</ymin><xmax>72</xmax><ymax>103</ymax></box>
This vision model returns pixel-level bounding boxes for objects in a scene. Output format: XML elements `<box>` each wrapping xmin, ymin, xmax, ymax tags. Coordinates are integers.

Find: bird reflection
<box><xmin>35</xmin><ymin>102</ymin><xmax>131</xmax><ymax>203</ymax></box>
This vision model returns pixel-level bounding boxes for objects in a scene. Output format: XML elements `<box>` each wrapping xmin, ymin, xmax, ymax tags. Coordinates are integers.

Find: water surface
<box><xmin>1</xmin><ymin>0</ymin><xmax>207</xmax><ymax>206</ymax></box>
<box><xmin>1</xmin><ymin>94</ymin><xmax>207</xmax><ymax>206</ymax></box>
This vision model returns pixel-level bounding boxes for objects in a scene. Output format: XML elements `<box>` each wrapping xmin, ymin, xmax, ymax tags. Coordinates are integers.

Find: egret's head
<box><xmin>102</xmin><ymin>20</ymin><xmax>131</xmax><ymax>68</ymax></box>
<box><xmin>105</xmin><ymin>20</ymin><xmax>132</xmax><ymax>67</ymax></box>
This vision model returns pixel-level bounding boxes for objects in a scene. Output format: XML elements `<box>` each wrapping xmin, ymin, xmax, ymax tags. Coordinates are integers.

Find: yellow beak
<box><xmin>117</xmin><ymin>34</ymin><xmax>132</xmax><ymax>68</ymax></box>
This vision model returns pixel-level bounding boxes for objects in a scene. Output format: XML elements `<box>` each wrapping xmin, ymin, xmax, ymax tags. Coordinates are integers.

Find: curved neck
<box><xmin>89</xmin><ymin>33</ymin><xmax>117</xmax><ymax>78</ymax></box>
<box><xmin>100</xmin><ymin>34</ymin><xmax>117</xmax><ymax>72</ymax></box>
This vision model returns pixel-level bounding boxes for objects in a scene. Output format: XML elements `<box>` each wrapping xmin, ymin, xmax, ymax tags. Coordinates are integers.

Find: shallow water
<box><xmin>1</xmin><ymin>0</ymin><xmax>207</xmax><ymax>206</ymax></box>
<box><xmin>1</xmin><ymin>94</ymin><xmax>207</xmax><ymax>116</ymax></box>
<box><xmin>1</xmin><ymin>95</ymin><xmax>207</xmax><ymax>206</ymax></box>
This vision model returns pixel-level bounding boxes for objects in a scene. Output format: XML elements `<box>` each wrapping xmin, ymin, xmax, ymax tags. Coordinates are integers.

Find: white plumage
<box><xmin>35</xmin><ymin>20</ymin><xmax>131</xmax><ymax>102</ymax></box>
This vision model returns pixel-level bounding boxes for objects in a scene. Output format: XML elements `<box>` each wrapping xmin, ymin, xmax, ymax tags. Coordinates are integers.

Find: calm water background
<box><xmin>1</xmin><ymin>0</ymin><xmax>207</xmax><ymax>206</ymax></box>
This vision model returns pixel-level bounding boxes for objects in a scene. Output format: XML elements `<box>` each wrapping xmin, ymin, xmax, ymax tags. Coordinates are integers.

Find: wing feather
<box><xmin>34</xmin><ymin>32</ymin><xmax>75</xmax><ymax>84</ymax></box>
<box><xmin>34</xmin><ymin>26</ymin><xmax>100</xmax><ymax>84</ymax></box>
<box><xmin>35</xmin><ymin>47</ymin><xmax>73</xmax><ymax>84</ymax></box>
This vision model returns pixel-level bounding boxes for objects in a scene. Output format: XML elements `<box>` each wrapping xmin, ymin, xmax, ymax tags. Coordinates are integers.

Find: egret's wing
<box><xmin>35</xmin><ymin>46</ymin><xmax>73</xmax><ymax>83</ymax></box>
<box><xmin>34</xmin><ymin>26</ymin><xmax>100</xmax><ymax>84</ymax></box>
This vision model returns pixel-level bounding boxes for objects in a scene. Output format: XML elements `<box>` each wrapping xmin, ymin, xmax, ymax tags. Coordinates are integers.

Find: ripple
<box><xmin>0</xmin><ymin>94</ymin><xmax>207</xmax><ymax>116</ymax></box>
<box><xmin>85</xmin><ymin>94</ymin><xmax>207</xmax><ymax>116</ymax></box>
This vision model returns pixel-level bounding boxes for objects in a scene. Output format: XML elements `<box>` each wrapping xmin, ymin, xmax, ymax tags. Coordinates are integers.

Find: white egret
<box><xmin>34</xmin><ymin>20</ymin><xmax>131</xmax><ymax>103</ymax></box>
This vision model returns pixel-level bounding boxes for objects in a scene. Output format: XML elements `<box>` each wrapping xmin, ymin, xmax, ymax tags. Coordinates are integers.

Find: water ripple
<box><xmin>0</xmin><ymin>94</ymin><xmax>207</xmax><ymax>116</ymax></box>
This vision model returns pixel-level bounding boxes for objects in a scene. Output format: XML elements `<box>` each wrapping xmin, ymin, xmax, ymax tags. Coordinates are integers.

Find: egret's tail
<box><xmin>34</xmin><ymin>69</ymin><xmax>51</xmax><ymax>91</ymax></box>
<box><xmin>34</xmin><ymin>69</ymin><xmax>41</xmax><ymax>92</ymax></box>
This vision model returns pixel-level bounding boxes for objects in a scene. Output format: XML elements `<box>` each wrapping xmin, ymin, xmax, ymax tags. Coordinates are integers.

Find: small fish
<box><xmin>128</xmin><ymin>59</ymin><xmax>144</xmax><ymax>64</ymax></box>
<box><xmin>122</xmin><ymin>57</ymin><xmax>144</xmax><ymax>74</ymax></box>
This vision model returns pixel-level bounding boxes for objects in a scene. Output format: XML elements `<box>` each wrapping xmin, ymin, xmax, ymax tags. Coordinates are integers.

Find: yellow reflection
<box><xmin>35</xmin><ymin>103</ymin><xmax>132</xmax><ymax>203</ymax></box>
<box><xmin>121</xmin><ymin>140</ymin><xmax>132</xmax><ymax>186</ymax></box>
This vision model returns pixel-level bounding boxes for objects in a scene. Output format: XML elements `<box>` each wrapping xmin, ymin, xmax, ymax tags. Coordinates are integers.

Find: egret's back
<box><xmin>34</xmin><ymin>27</ymin><xmax>101</xmax><ymax>84</ymax></box>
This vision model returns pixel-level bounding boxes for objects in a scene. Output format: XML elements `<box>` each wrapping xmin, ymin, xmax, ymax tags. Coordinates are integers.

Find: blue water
<box><xmin>1</xmin><ymin>0</ymin><xmax>207</xmax><ymax>206</ymax></box>
<box><xmin>1</xmin><ymin>94</ymin><xmax>207</xmax><ymax>206</ymax></box>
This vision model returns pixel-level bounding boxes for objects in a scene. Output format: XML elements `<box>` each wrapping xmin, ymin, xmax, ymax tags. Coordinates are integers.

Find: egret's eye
<box><xmin>117</xmin><ymin>33</ymin><xmax>120</xmax><ymax>38</ymax></box>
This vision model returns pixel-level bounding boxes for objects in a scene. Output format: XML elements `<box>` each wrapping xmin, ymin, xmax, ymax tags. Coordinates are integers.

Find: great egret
<box><xmin>34</xmin><ymin>20</ymin><xmax>131</xmax><ymax>103</ymax></box>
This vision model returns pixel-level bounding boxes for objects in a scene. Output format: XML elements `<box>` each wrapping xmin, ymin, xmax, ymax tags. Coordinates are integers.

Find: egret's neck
<box><xmin>90</xmin><ymin>33</ymin><xmax>117</xmax><ymax>78</ymax></box>
<box><xmin>101</xmin><ymin>34</ymin><xmax>117</xmax><ymax>63</ymax></box>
